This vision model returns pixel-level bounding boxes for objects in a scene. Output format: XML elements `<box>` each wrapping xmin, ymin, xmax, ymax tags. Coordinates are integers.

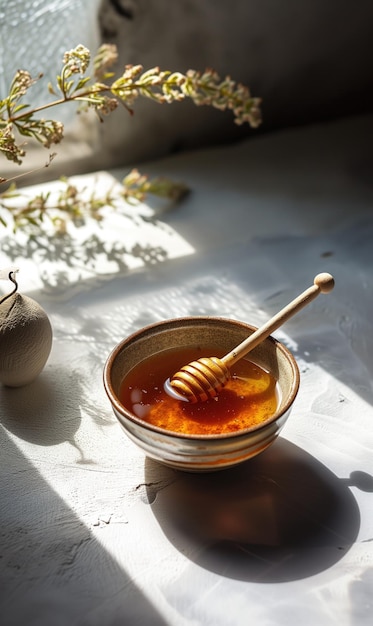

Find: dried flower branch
<box><xmin>0</xmin><ymin>43</ymin><xmax>261</xmax><ymax>233</ymax></box>
<box><xmin>1</xmin><ymin>43</ymin><xmax>261</xmax><ymax>168</ymax></box>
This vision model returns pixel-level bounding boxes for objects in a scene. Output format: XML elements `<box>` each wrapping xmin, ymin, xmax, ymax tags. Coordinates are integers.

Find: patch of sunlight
<box><xmin>0</xmin><ymin>171</ymin><xmax>195</xmax><ymax>298</ymax></box>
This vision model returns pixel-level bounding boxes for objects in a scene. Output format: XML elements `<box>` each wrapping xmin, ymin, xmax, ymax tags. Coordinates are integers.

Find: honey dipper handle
<box><xmin>222</xmin><ymin>272</ymin><xmax>335</xmax><ymax>368</ymax></box>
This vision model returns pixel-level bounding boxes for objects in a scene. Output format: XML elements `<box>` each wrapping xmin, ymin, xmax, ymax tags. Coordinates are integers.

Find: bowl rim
<box><xmin>103</xmin><ymin>316</ymin><xmax>300</xmax><ymax>440</ymax></box>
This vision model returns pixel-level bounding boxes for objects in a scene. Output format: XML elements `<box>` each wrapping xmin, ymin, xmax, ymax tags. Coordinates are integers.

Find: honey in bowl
<box><xmin>119</xmin><ymin>346</ymin><xmax>279</xmax><ymax>436</ymax></box>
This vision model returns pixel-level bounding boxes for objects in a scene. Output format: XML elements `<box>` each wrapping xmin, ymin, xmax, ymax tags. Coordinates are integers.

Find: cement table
<box><xmin>1</xmin><ymin>113</ymin><xmax>372</xmax><ymax>626</ymax></box>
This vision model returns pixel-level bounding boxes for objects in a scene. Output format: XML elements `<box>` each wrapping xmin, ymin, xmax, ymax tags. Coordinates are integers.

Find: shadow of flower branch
<box><xmin>0</xmin><ymin>171</ymin><xmax>191</xmax><ymax>296</ymax></box>
<box><xmin>1</xmin><ymin>229</ymin><xmax>171</xmax><ymax>294</ymax></box>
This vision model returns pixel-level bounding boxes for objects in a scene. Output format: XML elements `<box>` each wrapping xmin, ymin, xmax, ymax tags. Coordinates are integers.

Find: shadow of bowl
<box><xmin>145</xmin><ymin>437</ymin><xmax>362</xmax><ymax>582</ymax></box>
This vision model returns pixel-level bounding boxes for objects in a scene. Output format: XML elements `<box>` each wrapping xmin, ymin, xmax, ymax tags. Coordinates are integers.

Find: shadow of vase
<box><xmin>0</xmin><ymin>366</ymin><xmax>89</xmax><ymax>461</ymax></box>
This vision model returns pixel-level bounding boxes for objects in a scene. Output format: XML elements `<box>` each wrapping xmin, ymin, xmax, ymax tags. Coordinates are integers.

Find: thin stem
<box><xmin>8</xmin><ymin>84</ymin><xmax>110</xmax><ymax>123</ymax></box>
<box><xmin>0</xmin><ymin>271</ymin><xmax>18</xmax><ymax>305</ymax></box>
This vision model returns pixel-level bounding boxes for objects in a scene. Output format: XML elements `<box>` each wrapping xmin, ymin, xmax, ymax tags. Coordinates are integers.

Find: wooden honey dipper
<box><xmin>167</xmin><ymin>272</ymin><xmax>335</xmax><ymax>403</ymax></box>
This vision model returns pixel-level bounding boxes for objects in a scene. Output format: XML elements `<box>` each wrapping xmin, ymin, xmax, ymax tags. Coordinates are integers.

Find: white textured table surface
<box><xmin>1</xmin><ymin>114</ymin><xmax>373</xmax><ymax>626</ymax></box>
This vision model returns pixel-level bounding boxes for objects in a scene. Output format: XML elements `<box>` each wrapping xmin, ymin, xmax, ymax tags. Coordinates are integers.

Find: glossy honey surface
<box><xmin>119</xmin><ymin>346</ymin><xmax>278</xmax><ymax>436</ymax></box>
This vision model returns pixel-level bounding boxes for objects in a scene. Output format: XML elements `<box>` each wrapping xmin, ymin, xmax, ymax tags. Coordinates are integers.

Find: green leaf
<box><xmin>101</xmin><ymin>71</ymin><xmax>115</xmax><ymax>80</ymax></box>
<box><xmin>12</xmin><ymin>103</ymin><xmax>31</xmax><ymax>114</ymax></box>
<box><xmin>65</xmin><ymin>79</ymin><xmax>75</xmax><ymax>94</ymax></box>
<box><xmin>16</xmin><ymin>126</ymin><xmax>35</xmax><ymax>137</ymax></box>
<box><xmin>57</xmin><ymin>75</ymin><xmax>64</xmax><ymax>91</ymax></box>
<box><xmin>26</xmin><ymin>217</ymin><xmax>40</xmax><ymax>226</ymax></box>
<box><xmin>75</xmin><ymin>77</ymin><xmax>91</xmax><ymax>91</ymax></box>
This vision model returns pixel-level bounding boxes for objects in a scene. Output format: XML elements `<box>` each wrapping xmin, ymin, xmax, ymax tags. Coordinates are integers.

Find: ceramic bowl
<box><xmin>103</xmin><ymin>317</ymin><xmax>300</xmax><ymax>472</ymax></box>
